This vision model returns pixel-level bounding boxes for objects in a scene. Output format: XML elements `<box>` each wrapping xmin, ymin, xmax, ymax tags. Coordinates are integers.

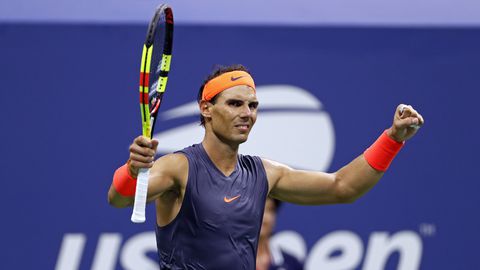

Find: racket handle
<box><xmin>131</xmin><ymin>168</ymin><xmax>149</xmax><ymax>223</ymax></box>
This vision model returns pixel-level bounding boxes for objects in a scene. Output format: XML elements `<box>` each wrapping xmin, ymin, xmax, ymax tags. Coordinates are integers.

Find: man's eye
<box><xmin>229</xmin><ymin>101</ymin><xmax>242</xmax><ymax>107</ymax></box>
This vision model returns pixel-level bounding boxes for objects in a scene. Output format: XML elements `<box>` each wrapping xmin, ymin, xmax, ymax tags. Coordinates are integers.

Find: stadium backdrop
<box><xmin>0</xmin><ymin>20</ymin><xmax>479</xmax><ymax>270</ymax></box>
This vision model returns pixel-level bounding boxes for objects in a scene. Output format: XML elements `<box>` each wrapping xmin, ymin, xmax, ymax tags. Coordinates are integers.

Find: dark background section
<box><xmin>0</xmin><ymin>23</ymin><xmax>478</xmax><ymax>269</ymax></box>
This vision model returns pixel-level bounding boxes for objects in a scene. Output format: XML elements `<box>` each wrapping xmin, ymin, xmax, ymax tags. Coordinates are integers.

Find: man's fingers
<box><xmin>128</xmin><ymin>158</ymin><xmax>154</xmax><ymax>169</ymax></box>
<box><xmin>416</xmin><ymin>113</ymin><xmax>425</xmax><ymax>127</ymax></box>
<box><xmin>131</xmin><ymin>136</ymin><xmax>157</xmax><ymax>155</ymax></box>
<box><xmin>129</xmin><ymin>143</ymin><xmax>156</xmax><ymax>157</ymax></box>
<box><xmin>130</xmin><ymin>152</ymin><xmax>155</xmax><ymax>163</ymax></box>
<box><xmin>128</xmin><ymin>136</ymin><xmax>158</xmax><ymax>170</ymax></box>
<box><xmin>151</xmin><ymin>139</ymin><xmax>159</xmax><ymax>152</ymax></box>
<box><xmin>396</xmin><ymin>116</ymin><xmax>421</xmax><ymax>129</ymax></box>
<box><xmin>134</xmin><ymin>135</ymin><xmax>155</xmax><ymax>148</ymax></box>
<box><xmin>399</xmin><ymin>104</ymin><xmax>416</xmax><ymax>118</ymax></box>
<box><xmin>391</xmin><ymin>103</ymin><xmax>424</xmax><ymax>141</ymax></box>
<box><xmin>398</xmin><ymin>104</ymin><xmax>424</xmax><ymax>127</ymax></box>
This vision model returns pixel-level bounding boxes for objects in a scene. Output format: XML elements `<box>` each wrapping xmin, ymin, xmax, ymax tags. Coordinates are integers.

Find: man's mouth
<box><xmin>234</xmin><ymin>124</ymin><xmax>250</xmax><ymax>131</ymax></box>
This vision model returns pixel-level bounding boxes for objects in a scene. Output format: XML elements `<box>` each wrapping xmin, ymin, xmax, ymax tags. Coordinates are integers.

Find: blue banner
<box><xmin>1</xmin><ymin>23</ymin><xmax>479</xmax><ymax>269</ymax></box>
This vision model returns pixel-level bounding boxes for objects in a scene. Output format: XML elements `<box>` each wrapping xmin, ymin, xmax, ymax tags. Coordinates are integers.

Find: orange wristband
<box><xmin>113</xmin><ymin>163</ymin><xmax>137</xmax><ymax>196</ymax></box>
<box><xmin>364</xmin><ymin>130</ymin><xmax>404</xmax><ymax>172</ymax></box>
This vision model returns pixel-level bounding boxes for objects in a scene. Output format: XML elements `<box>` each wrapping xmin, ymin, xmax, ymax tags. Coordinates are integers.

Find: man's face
<box><xmin>207</xmin><ymin>85</ymin><xmax>258</xmax><ymax>145</ymax></box>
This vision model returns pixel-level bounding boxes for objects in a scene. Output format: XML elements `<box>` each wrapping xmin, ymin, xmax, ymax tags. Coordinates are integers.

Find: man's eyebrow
<box><xmin>225</xmin><ymin>98</ymin><xmax>243</xmax><ymax>103</ymax></box>
<box><xmin>224</xmin><ymin>98</ymin><xmax>259</xmax><ymax>105</ymax></box>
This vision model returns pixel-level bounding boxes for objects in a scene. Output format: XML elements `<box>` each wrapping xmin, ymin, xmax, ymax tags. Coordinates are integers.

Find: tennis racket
<box><xmin>131</xmin><ymin>4</ymin><xmax>174</xmax><ymax>223</ymax></box>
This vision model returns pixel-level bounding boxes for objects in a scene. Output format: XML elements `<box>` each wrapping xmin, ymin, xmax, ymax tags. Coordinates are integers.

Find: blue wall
<box><xmin>1</xmin><ymin>23</ymin><xmax>479</xmax><ymax>269</ymax></box>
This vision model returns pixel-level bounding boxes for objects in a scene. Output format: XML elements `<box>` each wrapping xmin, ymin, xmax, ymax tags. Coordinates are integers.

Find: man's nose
<box><xmin>239</xmin><ymin>105</ymin><xmax>252</xmax><ymax>117</ymax></box>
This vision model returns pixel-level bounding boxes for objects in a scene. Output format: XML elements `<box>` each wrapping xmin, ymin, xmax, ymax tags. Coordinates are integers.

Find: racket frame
<box><xmin>131</xmin><ymin>4</ymin><xmax>174</xmax><ymax>223</ymax></box>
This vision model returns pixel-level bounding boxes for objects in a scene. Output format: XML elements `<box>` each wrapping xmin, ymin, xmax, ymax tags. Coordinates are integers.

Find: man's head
<box><xmin>198</xmin><ymin>64</ymin><xmax>258</xmax><ymax>145</ymax></box>
<box><xmin>197</xmin><ymin>64</ymin><xmax>255</xmax><ymax>126</ymax></box>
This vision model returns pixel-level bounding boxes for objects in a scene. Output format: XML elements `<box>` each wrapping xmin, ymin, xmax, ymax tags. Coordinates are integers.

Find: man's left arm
<box><xmin>266</xmin><ymin>104</ymin><xmax>424</xmax><ymax>205</ymax></box>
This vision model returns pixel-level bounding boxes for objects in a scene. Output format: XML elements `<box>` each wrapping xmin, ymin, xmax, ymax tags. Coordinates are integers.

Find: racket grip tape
<box><xmin>131</xmin><ymin>168</ymin><xmax>150</xmax><ymax>223</ymax></box>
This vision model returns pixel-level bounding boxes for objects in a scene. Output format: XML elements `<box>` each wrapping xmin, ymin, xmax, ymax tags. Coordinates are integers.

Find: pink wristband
<box><xmin>113</xmin><ymin>163</ymin><xmax>137</xmax><ymax>196</ymax></box>
<box><xmin>364</xmin><ymin>130</ymin><xmax>404</xmax><ymax>171</ymax></box>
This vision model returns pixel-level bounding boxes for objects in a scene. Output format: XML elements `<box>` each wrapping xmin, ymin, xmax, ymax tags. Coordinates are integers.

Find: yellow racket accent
<box><xmin>156</xmin><ymin>54</ymin><xmax>171</xmax><ymax>93</ymax></box>
<box><xmin>157</xmin><ymin>77</ymin><xmax>169</xmax><ymax>93</ymax></box>
<box><xmin>140</xmin><ymin>45</ymin><xmax>154</xmax><ymax>138</ymax></box>
<box><xmin>140</xmin><ymin>45</ymin><xmax>148</xmax><ymax>73</ymax></box>
<box><xmin>145</xmin><ymin>46</ymin><xmax>153</xmax><ymax>73</ymax></box>
<box><xmin>161</xmin><ymin>54</ymin><xmax>172</xmax><ymax>71</ymax></box>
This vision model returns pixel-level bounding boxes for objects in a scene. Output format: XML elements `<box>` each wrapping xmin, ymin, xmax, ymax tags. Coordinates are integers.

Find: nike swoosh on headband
<box><xmin>230</xmin><ymin>76</ymin><xmax>246</xmax><ymax>81</ymax></box>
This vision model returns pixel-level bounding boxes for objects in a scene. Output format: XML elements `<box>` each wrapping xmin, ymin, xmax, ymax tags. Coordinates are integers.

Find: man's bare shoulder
<box><xmin>261</xmin><ymin>158</ymin><xmax>292</xmax><ymax>172</ymax></box>
<box><xmin>151</xmin><ymin>153</ymin><xmax>189</xmax><ymax>184</ymax></box>
<box><xmin>260</xmin><ymin>158</ymin><xmax>292</xmax><ymax>191</ymax></box>
<box><xmin>145</xmin><ymin>153</ymin><xmax>189</xmax><ymax>201</ymax></box>
<box><xmin>156</xmin><ymin>152</ymin><xmax>188</xmax><ymax>162</ymax></box>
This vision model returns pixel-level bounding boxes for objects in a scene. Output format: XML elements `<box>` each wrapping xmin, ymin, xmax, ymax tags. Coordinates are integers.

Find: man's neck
<box><xmin>202</xmin><ymin>136</ymin><xmax>239</xmax><ymax>177</ymax></box>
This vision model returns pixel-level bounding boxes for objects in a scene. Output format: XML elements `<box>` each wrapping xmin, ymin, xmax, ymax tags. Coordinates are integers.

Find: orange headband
<box><xmin>202</xmin><ymin>71</ymin><xmax>256</xmax><ymax>101</ymax></box>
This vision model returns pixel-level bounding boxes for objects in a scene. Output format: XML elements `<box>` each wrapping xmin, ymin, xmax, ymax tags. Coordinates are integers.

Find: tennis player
<box><xmin>108</xmin><ymin>64</ymin><xmax>424</xmax><ymax>269</ymax></box>
<box><xmin>257</xmin><ymin>198</ymin><xmax>304</xmax><ymax>270</ymax></box>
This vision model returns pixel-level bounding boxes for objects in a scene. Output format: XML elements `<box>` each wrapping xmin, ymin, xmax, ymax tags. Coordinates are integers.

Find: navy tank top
<box><xmin>156</xmin><ymin>143</ymin><xmax>269</xmax><ymax>270</ymax></box>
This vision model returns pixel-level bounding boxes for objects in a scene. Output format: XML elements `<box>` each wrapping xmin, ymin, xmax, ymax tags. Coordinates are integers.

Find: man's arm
<box><xmin>107</xmin><ymin>136</ymin><xmax>187</xmax><ymax>207</ymax></box>
<box><xmin>266</xmin><ymin>104</ymin><xmax>424</xmax><ymax>205</ymax></box>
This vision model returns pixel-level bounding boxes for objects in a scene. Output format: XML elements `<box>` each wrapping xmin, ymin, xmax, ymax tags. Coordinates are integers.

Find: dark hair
<box><xmin>197</xmin><ymin>64</ymin><xmax>251</xmax><ymax>126</ymax></box>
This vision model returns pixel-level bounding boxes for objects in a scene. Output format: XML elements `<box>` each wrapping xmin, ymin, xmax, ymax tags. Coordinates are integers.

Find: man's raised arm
<box><xmin>266</xmin><ymin>104</ymin><xmax>424</xmax><ymax>205</ymax></box>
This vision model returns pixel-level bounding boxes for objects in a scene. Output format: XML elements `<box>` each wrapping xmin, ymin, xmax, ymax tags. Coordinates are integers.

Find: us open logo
<box><xmin>153</xmin><ymin>84</ymin><xmax>335</xmax><ymax>172</ymax></box>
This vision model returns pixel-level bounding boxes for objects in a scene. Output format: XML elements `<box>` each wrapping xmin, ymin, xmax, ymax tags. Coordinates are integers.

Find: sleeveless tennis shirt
<box><xmin>156</xmin><ymin>143</ymin><xmax>269</xmax><ymax>270</ymax></box>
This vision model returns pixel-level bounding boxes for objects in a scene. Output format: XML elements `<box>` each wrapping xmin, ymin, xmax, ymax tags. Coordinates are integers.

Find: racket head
<box><xmin>139</xmin><ymin>4</ymin><xmax>174</xmax><ymax>138</ymax></box>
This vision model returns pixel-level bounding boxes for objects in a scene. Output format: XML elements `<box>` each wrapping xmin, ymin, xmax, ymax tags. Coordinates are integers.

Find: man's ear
<box><xmin>199</xmin><ymin>100</ymin><xmax>212</xmax><ymax>119</ymax></box>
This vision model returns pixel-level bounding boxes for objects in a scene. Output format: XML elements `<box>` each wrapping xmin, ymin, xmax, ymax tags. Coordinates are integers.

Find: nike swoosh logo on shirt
<box><xmin>224</xmin><ymin>195</ymin><xmax>241</xmax><ymax>203</ymax></box>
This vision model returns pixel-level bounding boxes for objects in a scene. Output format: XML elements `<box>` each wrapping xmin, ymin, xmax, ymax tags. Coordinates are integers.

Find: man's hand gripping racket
<box><xmin>131</xmin><ymin>4</ymin><xmax>174</xmax><ymax>223</ymax></box>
